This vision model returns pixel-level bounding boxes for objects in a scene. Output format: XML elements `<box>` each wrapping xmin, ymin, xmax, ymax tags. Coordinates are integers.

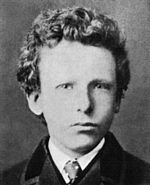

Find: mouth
<box><xmin>72</xmin><ymin>122</ymin><xmax>98</xmax><ymax>127</ymax></box>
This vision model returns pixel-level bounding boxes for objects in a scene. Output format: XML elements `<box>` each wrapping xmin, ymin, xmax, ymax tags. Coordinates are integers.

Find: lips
<box><xmin>72</xmin><ymin>122</ymin><xmax>97</xmax><ymax>127</ymax></box>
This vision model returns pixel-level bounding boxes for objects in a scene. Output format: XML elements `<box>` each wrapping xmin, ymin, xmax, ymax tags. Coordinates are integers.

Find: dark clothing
<box><xmin>2</xmin><ymin>132</ymin><xmax>150</xmax><ymax>185</ymax></box>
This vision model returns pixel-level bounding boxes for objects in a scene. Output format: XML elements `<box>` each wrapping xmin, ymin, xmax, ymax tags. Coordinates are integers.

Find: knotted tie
<box><xmin>63</xmin><ymin>160</ymin><xmax>82</xmax><ymax>184</ymax></box>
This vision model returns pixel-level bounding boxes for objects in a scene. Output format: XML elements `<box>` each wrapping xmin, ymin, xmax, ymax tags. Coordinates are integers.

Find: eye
<box><xmin>94</xmin><ymin>82</ymin><xmax>111</xmax><ymax>90</ymax></box>
<box><xmin>56</xmin><ymin>83</ymin><xmax>73</xmax><ymax>90</ymax></box>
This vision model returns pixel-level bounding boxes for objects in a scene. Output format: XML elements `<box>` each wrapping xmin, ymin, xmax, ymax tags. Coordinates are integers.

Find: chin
<box><xmin>67</xmin><ymin>134</ymin><xmax>101</xmax><ymax>155</ymax></box>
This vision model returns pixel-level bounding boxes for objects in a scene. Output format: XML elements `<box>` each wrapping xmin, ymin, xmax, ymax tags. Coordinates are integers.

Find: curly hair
<box><xmin>17</xmin><ymin>6</ymin><xmax>130</xmax><ymax>102</ymax></box>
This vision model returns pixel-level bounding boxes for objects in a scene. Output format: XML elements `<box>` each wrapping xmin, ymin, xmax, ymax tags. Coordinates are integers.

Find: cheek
<box><xmin>42</xmin><ymin>92</ymin><xmax>74</xmax><ymax>121</ymax></box>
<box><xmin>94</xmin><ymin>93</ymin><xmax>115</xmax><ymax>114</ymax></box>
<box><xmin>93</xmin><ymin>94</ymin><xmax>115</xmax><ymax>131</ymax></box>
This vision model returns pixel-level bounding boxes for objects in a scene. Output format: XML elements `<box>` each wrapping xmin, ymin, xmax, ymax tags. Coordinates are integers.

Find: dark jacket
<box><xmin>2</xmin><ymin>132</ymin><xmax>150</xmax><ymax>185</ymax></box>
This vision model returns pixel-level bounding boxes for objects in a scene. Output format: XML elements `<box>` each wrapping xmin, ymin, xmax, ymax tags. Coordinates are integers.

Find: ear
<box><xmin>27</xmin><ymin>92</ymin><xmax>43</xmax><ymax>115</ymax></box>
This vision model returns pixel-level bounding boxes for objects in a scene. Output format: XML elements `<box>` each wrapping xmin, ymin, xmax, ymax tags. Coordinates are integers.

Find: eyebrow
<box><xmin>89</xmin><ymin>79</ymin><xmax>115</xmax><ymax>86</ymax></box>
<box><xmin>55</xmin><ymin>81</ymin><xmax>76</xmax><ymax>87</ymax></box>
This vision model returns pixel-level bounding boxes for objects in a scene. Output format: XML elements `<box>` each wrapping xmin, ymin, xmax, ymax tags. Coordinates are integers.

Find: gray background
<box><xmin>0</xmin><ymin>0</ymin><xmax>150</xmax><ymax>170</ymax></box>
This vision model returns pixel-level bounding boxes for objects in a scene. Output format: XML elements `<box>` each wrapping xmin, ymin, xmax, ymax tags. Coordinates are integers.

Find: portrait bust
<box><xmin>2</xmin><ymin>5</ymin><xmax>150</xmax><ymax>185</ymax></box>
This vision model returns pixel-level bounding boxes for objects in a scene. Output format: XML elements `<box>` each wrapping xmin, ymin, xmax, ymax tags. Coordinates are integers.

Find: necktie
<box><xmin>63</xmin><ymin>160</ymin><xmax>82</xmax><ymax>184</ymax></box>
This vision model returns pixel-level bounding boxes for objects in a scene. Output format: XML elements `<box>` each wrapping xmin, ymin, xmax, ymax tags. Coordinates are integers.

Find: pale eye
<box><xmin>94</xmin><ymin>82</ymin><xmax>111</xmax><ymax>90</ymax></box>
<box><xmin>56</xmin><ymin>83</ymin><xmax>73</xmax><ymax>90</ymax></box>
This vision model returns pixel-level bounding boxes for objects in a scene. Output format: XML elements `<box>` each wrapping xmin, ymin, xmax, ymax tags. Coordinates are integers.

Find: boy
<box><xmin>3</xmin><ymin>6</ymin><xmax>150</xmax><ymax>185</ymax></box>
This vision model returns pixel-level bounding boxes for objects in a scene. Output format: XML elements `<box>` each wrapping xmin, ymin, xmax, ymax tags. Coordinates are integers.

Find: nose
<box><xmin>76</xmin><ymin>89</ymin><xmax>94</xmax><ymax>115</ymax></box>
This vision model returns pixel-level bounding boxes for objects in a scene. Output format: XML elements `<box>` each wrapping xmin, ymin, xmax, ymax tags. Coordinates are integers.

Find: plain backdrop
<box><xmin>0</xmin><ymin>0</ymin><xmax>150</xmax><ymax>170</ymax></box>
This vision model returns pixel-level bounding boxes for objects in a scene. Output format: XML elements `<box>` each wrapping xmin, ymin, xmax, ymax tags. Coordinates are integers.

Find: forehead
<box><xmin>39</xmin><ymin>40</ymin><xmax>116</xmax><ymax>83</ymax></box>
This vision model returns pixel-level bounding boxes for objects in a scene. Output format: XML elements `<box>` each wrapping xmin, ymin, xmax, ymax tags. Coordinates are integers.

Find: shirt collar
<box><xmin>78</xmin><ymin>138</ymin><xmax>105</xmax><ymax>170</ymax></box>
<box><xmin>49</xmin><ymin>138</ymin><xmax>105</xmax><ymax>173</ymax></box>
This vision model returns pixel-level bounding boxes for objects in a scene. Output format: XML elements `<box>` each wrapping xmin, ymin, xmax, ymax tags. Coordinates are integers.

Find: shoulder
<box><xmin>1</xmin><ymin>159</ymin><xmax>28</xmax><ymax>185</ymax></box>
<box><xmin>123</xmin><ymin>150</ymin><xmax>150</xmax><ymax>184</ymax></box>
<box><xmin>1</xmin><ymin>136</ymin><xmax>49</xmax><ymax>185</ymax></box>
<box><xmin>103</xmin><ymin>132</ymin><xmax>150</xmax><ymax>184</ymax></box>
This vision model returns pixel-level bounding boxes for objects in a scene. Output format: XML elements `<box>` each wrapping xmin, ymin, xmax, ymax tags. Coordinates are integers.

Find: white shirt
<box><xmin>49</xmin><ymin>138</ymin><xmax>105</xmax><ymax>183</ymax></box>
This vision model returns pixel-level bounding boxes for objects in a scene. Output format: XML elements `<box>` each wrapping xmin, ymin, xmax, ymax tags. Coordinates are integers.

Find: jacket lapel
<box><xmin>39</xmin><ymin>155</ymin><xmax>65</xmax><ymax>185</ymax></box>
<box><xmin>20</xmin><ymin>136</ymin><xmax>49</xmax><ymax>185</ymax></box>
<box><xmin>99</xmin><ymin>132</ymin><xmax>125</xmax><ymax>184</ymax></box>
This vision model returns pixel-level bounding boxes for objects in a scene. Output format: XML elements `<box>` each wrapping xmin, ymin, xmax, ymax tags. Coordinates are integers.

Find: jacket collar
<box><xmin>99</xmin><ymin>132</ymin><xmax>125</xmax><ymax>183</ymax></box>
<box><xmin>20</xmin><ymin>136</ymin><xmax>49</xmax><ymax>185</ymax></box>
<box><xmin>21</xmin><ymin>132</ymin><xmax>125</xmax><ymax>185</ymax></box>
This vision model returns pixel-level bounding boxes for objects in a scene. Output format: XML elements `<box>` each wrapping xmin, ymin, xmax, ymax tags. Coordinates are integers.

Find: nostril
<box><xmin>77</xmin><ymin>105</ymin><xmax>93</xmax><ymax>115</ymax></box>
<box><xmin>77</xmin><ymin>108</ymin><xmax>81</xmax><ymax>112</ymax></box>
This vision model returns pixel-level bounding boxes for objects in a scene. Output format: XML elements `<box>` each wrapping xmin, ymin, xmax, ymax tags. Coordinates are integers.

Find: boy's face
<box><xmin>29</xmin><ymin>40</ymin><xmax>118</xmax><ymax>157</ymax></box>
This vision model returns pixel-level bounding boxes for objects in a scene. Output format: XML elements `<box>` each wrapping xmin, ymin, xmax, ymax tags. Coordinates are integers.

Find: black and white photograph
<box><xmin>0</xmin><ymin>0</ymin><xmax>150</xmax><ymax>184</ymax></box>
